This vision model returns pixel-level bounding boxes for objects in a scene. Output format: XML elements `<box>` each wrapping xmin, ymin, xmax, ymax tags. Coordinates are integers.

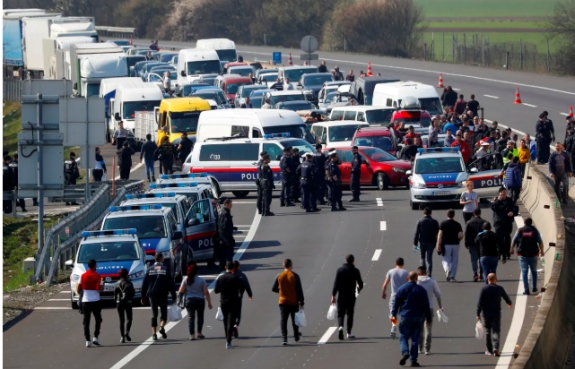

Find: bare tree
<box><xmin>549</xmin><ymin>0</ymin><xmax>575</xmax><ymax>74</ymax></box>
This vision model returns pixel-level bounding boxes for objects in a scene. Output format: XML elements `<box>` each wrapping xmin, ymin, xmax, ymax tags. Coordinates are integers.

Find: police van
<box><xmin>183</xmin><ymin>134</ymin><xmax>316</xmax><ymax>198</ymax></box>
<box><xmin>66</xmin><ymin>229</ymin><xmax>147</xmax><ymax>309</ymax></box>
<box><xmin>149</xmin><ymin>182</ymin><xmax>215</xmax><ymax>203</ymax></box>
<box><xmin>157</xmin><ymin>173</ymin><xmax>219</xmax><ymax>195</ymax></box>
<box><xmin>407</xmin><ymin>147</ymin><xmax>502</xmax><ymax>210</ymax></box>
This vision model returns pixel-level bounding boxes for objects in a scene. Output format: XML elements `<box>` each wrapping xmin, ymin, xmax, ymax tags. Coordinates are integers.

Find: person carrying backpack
<box><xmin>114</xmin><ymin>268</ymin><xmax>135</xmax><ymax>343</ymax></box>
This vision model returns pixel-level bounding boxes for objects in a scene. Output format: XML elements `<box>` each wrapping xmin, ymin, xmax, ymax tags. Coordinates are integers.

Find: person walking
<box><xmin>232</xmin><ymin>260</ymin><xmax>252</xmax><ymax>338</ymax></box>
<box><xmin>119</xmin><ymin>141</ymin><xmax>134</xmax><ymax>180</ymax></box>
<box><xmin>331</xmin><ymin>254</ymin><xmax>364</xmax><ymax>340</ymax></box>
<box><xmin>382</xmin><ymin>257</ymin><xmax>409</xmax><ymax>339</ymax></box>
<box><xmin>92</xmin><ymin>147</ymin><xmax>107</xmax><ymax>182</ymax></box>
<box><xmin>3</xmin><ymin>155</ymin><xmax>15</xmax><ymax>214</ymax></box>
<box><xmin>475</xmin><ymin>221</ymin><xmax>503</xmax><ymax>283</ymax></box>
<box><xmin>298</xmin><ymin>153</ymin><xmax>319</xmax><ymax>212</ymax></box>
<box><xmin>349</xmin><ymin>146</ymin><xmax>362</xmax><ymax>202</ymax></box>
<box><xmin>177</xmin><ymin>132</ymin><xmax>194</xmax><ymax>165</ymax></box>
<box><xmin>312</xmin><ymin>144</ymin><xmax>327</xmax><ymax>205</ymax></box>
<box><xmin>218</xmin><ymin>199</ymin><xmax>236</xmax><ymax>265</ymax></box>
<box><xmin>64</xmin><ymin>152</ymin><xmax>80</xmax><ymax>205</ymax></box>
<box><xmin>328</xmin><ymin>152</ymin><xmax>346</xmax><ymax>211</ymax></box>
<box><xmin>112</xmin><ymin>121</ymin><xmax>129</xmax><ymax>151</ymax></box>
<box><xmin>476</xmin><ymin>273</ymin><xmax>513</xmax><ymax>356</ymax></box>
<box><xmin>504</xmin><ymin>156</ymin><xmax>523</xmax><ymax>202</ymax></box>
<box><xmin>214</xmin><ymin>261</ymin><xmax>243</xmax><ymax>348</ymax></box>
<box><xmin>179</xmin><ymin>262</ymin><xmax>212</xmax><ymax>340</ymax></box>
<box><xmin>511</xmin><ymin>218</ymin><xmax>544</xmax><ymax>295</ymax></box>
<box><xmin>140</xmin><ymin>134</ymin><xmax>158</xmax><ymax>182</ymax></box>
<box><xmin>256</xmin><ymin>151</ymin><xmax>267</xmax><ymax>215</ymax></box>
<box><xmin>391</xmin><ymin>271</ymin><xmax>432</xmax><ymax>367</ymax></box>
<box><xmin>114</xmin><ymin>268</ymin><xmax>135</xmax><ymax>343</ymax></box>
<box><xmin>413</xmin><ymin>207</ymin><xmax>439</xmax><ymax>277</ymax></box>
<box><xmin>272</xmin><ymin>259</ymin><xmax>305</xmax><ymax>345</ymax></box>
<box><xmin>280</xmin><ymin>147</ymin><xmax>295</xmax><ymax>207</ymax></box>
<box><xmin>465</xmin><ymin>208</ymin><xmax>485</xmax><ymax>282</ymax></box>
<box><xmin>460</xmin><ymin>181</ymin><xmax>478</xmax><ymax>223</ymax></box>
<box><xmin>437</xmin><ymin>209</ymin><xmax>463</xmax><ymax>282</ymax></box>
<box><xmin>76</xmin><ymin>259</ymin><xmax>104</xmax><ymax>347</ymax></box>
<box><xmin>549</xmin><ymin>142</ymin><xmax>573</xmax><ymax>205</ymax></box>
<box><xmin>491</xmin><ymin>187</ymin><xmax>518</xmax><ymax>262</ymax></box>
<box><xmin>260</xmin><ymin>154</ymin><xmax>275</xmax><ymax>216</ymax></box>
<box><xmin>155</xmin><ymin>136</ymin><xmax>175</xmax><ymax>175</ymax></box>
<box><xmin>141</xmin><ymin>253</ymin><xmax>177</xmax><ymax>341</ymax></box>
<box><xmin>416</xmin><ymin>266</ymin><xmax>442</xmax><ymax>355</ymax></box>
<box><xmin>535</xmin><ymin>112</ymin><xmax>555</xmax><ymax>164</ymax></box>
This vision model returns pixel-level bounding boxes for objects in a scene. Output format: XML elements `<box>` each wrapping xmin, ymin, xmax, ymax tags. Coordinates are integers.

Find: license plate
<box><xmin>104</xmin><ymin>285</ymin><xmax>115</xmax><ymax>292</ymax></box>
<box><xmin>433</xmin><ymin>191</ymin><xmax>450</xmax><ymax>196</ymax></box>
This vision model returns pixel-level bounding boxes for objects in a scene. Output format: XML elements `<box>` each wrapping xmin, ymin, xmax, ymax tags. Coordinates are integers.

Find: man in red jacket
<box><xmin>76</xmin><ymin>259</ymin><xmax>104</xmax><ymax>347</ymax></box>
<box><xmin>452</xmin><ymin>133</ymin><xmax>470</xmax><ymax>165</ymax></box>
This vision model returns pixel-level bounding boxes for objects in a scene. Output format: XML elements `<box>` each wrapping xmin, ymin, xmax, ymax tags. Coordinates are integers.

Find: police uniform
<box><xmin>312</xmin><ymin>150</ymin><xmax>327</xmax><ymax>204</ymax></box>
<box><xmin>535</xmin><ymin>116</ymin><xmax>554</xmax><ymax>164</ymax></box>
<box><xmin>261</xmin><ymin>162</ymin><xmax>275</xmax><ymax>216</ymax></box>
<box><xmin>328</xmin><ymin>158</ymin><xmax>346</xmax><ymax>211</ymax></box>
<box><xmin>3</xmin><ymin>161</ymin><xmax>14</xmax><ymax>214</ymax></box>
<box><xmin>141</xmin><ymin>261</ymin><xmax>177</xmax><ymax>329</ymax></box>
<box><xmin>9</xmin><ymin>160</ymin><xmax>25</xmax><ymax>211</ymax></box>
<box><xmin>350</xmin><ymin>150</ymin><xmax>361</xmax><ymax>201</ymax></box>
<box><xmin>291</xmin><ymin>153</ymin><xmax>301</xmax><ymax>202</ymax></box>
<box><xmin>280</xmin><ymin>153</ymin><xmax>294</xmax><ymax>206</ymax></box>
<box><xmin>256</xmin><ymin>154</ymin><xmax>266</xmax><ymax>214</ymax></box>
<box><xmin>325</xmin><ymin>159</ymin><xmax>332</xmax><ymax>206</ymax></box>
<box><xmin>298</xmin><ymin>157</ymin><xmax>317</xmax><ymax>212</ymax></box>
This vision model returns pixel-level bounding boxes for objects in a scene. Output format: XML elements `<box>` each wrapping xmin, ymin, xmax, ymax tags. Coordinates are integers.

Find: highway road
<box><xmin>5</xmin><ymin>40</ymin><xmax>562</xmax><ymax>369</ymax></box>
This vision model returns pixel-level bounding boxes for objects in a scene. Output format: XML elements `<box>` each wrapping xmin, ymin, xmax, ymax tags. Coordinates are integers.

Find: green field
<box><xmin>414</xmin><ymin>0</ymin><xmax>556</xmax><ymax>18</ymax></box>
<box><xmin>422</xmin><ymin>32</ymin><xmax>558</xmax><ymax>53</ymax></box>
<box><xmin>426</xmin><ymin>21</ymin><xmax>547</xmax><ymax>29</ymax></box>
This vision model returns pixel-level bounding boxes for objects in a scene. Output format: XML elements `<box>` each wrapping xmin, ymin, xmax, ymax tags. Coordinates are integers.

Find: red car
<box><xmin>351</xmin><ymin>126</ymin><xmax>400</xmax><ymax>156</ymax></box>
<box><xmin>391</xmin><ymin>109</ymin><xmax>432</xmax><ymax>136</ymax></box>
<box><xmin>323</xmin><ymin>146</ymin><xmax>411</xmax><ymax>190</ymax></box>
<box><xmin>220</xmin><ymin>75</ymin><xmax>253</xmax><ymax>102</ymax></box>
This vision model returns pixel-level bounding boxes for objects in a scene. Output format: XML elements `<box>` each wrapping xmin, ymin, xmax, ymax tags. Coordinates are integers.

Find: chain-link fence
<box><xmin>4</xmin><ymin>79</ymin><xmax>23</xmax><ymax>102</ymax></box>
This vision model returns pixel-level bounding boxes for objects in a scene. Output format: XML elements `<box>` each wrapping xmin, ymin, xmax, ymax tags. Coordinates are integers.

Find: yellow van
<box><xmin>156</xmin><ymin>97</ymin><xmax>211</xmax><ymax>145</ymax></box>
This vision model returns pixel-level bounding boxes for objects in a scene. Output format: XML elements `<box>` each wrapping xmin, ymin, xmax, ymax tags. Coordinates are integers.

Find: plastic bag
<box><xmin>327</xmin><ymin>304</ymin><xmax>337</xmax><ymax>321</ymax></box>
<box><xmin>102</xmin><ymin>173</ymin><xmax>107</xmax><ymax>181</ymax></box>
<box><xmin>215</xmin><ymin>307</ymin><xmax>224</xmax><ymax>321</ymax></box>
<box><xmin>437</xmin><ymin>309</ymin><xmax>449</xmax><ymax>323</ymax></box>
<box><xmin>475</xmin><ymin>321</ymin><xmax>484</xmax><ymax>340</ymax></box>
<box><xmin>295</xmin><ymin>309</ymin><xmax>307</xmax><ymax>327</ymax></box>
<box><xmin>169</xmin><ymin>304</ymin><xmax>182</xmax><ymax>322</ymax></box>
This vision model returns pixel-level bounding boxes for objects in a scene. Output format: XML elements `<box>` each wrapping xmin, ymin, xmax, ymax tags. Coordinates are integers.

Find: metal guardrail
<box><xmin>34</xmin><ymin>180</ymin><xmax>145</xmax><ymax>284</ymax></box>
<box><xmin>48</xmin><ymin>183</ymin><xmax>104</xmax><ymax>203</ymax></box>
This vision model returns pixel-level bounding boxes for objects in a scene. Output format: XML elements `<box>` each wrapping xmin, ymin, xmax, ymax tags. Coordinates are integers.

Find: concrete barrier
<box><xmin>511</xmin><ymin>163</ymin><xmax>573</xmax><ymax>369</ymax></box>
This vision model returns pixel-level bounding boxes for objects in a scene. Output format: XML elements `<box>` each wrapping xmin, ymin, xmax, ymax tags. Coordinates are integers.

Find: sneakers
<box><xmin>92</xmin><ymin>337</ymin><xmax>100</xmax><ymax>346</ymax></box>
<box><xmin>294</xmin><ymin>332</ymin><xmax>302</xmax><ymax>342</ymax></box>
<box><xmin>485</xmin><ymin>351</ymin><xmax>493</xmax><ymax>356</ymax></box>
<box><xmin>449</xmin><ymin>277</ymin><xmax>456</xmax><ymax>282</ymax></box>
<box><xmin>159</xmin><ymin>327</ymin><xmax>167</xmax><ymax>339</ymax></box>
<box><xmin>494</xmin><ymin>349</ymin><xmax>501</xmax><ymax>357</ymax></box>
<box><xmin>263</xmin><ymin>212</ymin><xmax>275</xmax><ymax>216</ymax></box>
<box><xmin>338</xmin><ymin>327</ymin><xmax>344</xmax><ymax>340</ymax></box>
<box><xmin>479</xmin><ymin>275</ymin><xmax>484</xmax><ymax>282</ymax></box>
<box><xmin>233</xmin><ymin>326</ymin><xmax>239</xmax><ymax>338</ymax></box>
<box><xmin>523</xmin><ymin>291</ymin><xmax>530</xmax><ymax>295</ymax></box>
<box><xmin>125</xmin><ymin>333</ymin><xmax>131</xmax><ymax>342</ymax></box>
<box><xmin>473</xmin><ymin>274</ymin><xmax>479</xmax><ymax>282</ymax></box>
<box><xmin>86</xmin><ymin>341</ymin><xmax>92</xmax><ymax>348</ymax></box>
<box><xmin>282</xmin><ymin>341</ymin><xmax>288</xmax><ymax>346</ymax></box>
<box><xmin>424</xmin><ymin>351</ymin><xmax>430</xmax><ymax>355</ymax></box>
<box><xmin>390</xmin><ymin>325</ymin><xmax>397</xmax><ymax>339</ymax></box>
<box><xmin>533</xmin><ymin>288</ymin><xmax>538</xmax><ymax>293</ymax></box>
<box><xmin>445</xmin><ymin>271</ymin><xmax>451</xmax><ymax>281</ymax></box>
<box><xmin>347</xmin><ymin>333</ymin><xmax>355</xmax><ymax>339</ymax></box>
<box><xmin>152</xmin><ymin>334</ymin><xmax>158</xmax><ymax>341</ymax></box>
<box><xmin>121</xmin><ymin>336</ymin><xmax>125</xmax><ymax>343</ymax></box>
<box><xmin>226</xmin><ymin>342</ymin><xmax>233</xmax><ymax>349</ymax></box>
<box><xmin>399</xmin><ymin>353</ymin><xmax>410</xmax><ymax>366</ymax></box>
<box><xmin>410</xmin><ymin>361</ymin><xmax>420</xmax><ymax>367</ymax></box>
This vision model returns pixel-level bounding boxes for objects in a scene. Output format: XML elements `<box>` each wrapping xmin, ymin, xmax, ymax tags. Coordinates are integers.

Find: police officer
<box><xmin>112</xmin><ymin>121</ymin><xmax>129</xmax><ymax>151</ymax></box>
<box><xmin>3</xmin><ymin>155</ymin><xmax>15</xmax><ymax>214</ymax></box>
<box><xmin>535</xmin><ymin>112</ymin><xmax>555</xmax><ymax>164</ymax></box>
<box><xmin>291</xmin><ymin>148</ymin><xmax>301</xmax><ymax>203</ymax></box>
<box><xmin>256</xmin><ymin>151</ymin><xmax>267</xmax><ymax>215</ymax></box>
<box><xmin>280</xmin><ymin>147</ymin><xmax>295</xmax><ymax>207</ymax></box>
<box><xmin>141</xmin><ymin>253</ymin><xmax>177</xmax><ymax>341</ymax></box>
<box><xmin>260</xmin><ymin>154</ymin><xmax>275</xmax><ymax>216</ymax></box>
<box><xmin>64</xmin><ymin>152</ymin><xmax>80</xmax><ymax>206</ymax></box>
<box><xmin>9</xmin><ymin>154</ymin><xmax>26</xmax><ymax>212</ymax></box>
<box><xmin>350</xmin><ymin>146</ymin><xmax>362</xmax><ymax>202</ymax></box>
<box><xmin>328</xmin><ymin>152</ymin><xmax>346</xmax><ymax>211</ymax></box>
<box><xmin>491</xmin><ymin>187</ymin><xmax>518</xmax><ymax>262</ymax></box>
<box><xmin>325</xmin><ymin>151</ymin><xmax>334</xmax><ymax>206</ymax></box>
<box><xmin>312</xmin><ymin>144</ymin><xmax>327</xmax><ymax>205</ymax></box>
<box><xmin>298</xmin><ymin>153</ymin><xmax>320</xmax><ymax>213</ymax></box>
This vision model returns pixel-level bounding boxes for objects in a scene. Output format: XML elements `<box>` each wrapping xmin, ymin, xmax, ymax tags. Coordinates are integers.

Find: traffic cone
<box><xmin>129</xmin><ymin>37</ymin><xmax>133</xmax><ymax>45</ymax></box>
<box><xmin>438</xmin><ymin>73</ymin><xmax>444</xmax><ymax>88</ymax></box>
<box><xmin>514</xmin><ymin>87</ymin><xmax>522</xmax><ymax>104</ymax></box>
<box><xmin>288</xmin><ymin>53</ymin><xmax>293</xmax><ymax>66</ymax></box>
<box><xmin>367</xmin><ymin>62</ymin><xmax>373</xmax><ymax>76</ymax></box>
<box><xmin>569</xmin><ymin>106</ymin><xmax>574</xmax><ymax>118</ymax></box>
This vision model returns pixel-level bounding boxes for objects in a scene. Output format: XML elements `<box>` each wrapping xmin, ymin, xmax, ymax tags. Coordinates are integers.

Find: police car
<box><xmin>149</xmin><ymin>182</ymin><xmax>215</xmax><ymax>204</ymax></box>
<box><xmin>67</xmin><ymin>229</ymin><xmax>146</xmax><ymax>309</ymax></box>
<box><xmin>157</xmin><ymin>173</ymin><xmax>219</xmax><ymax>197</ymax></box>
<box><xmin>407</xmin><ymin>147</ymin><xmax>502</xmax><ymax>210</ymax></box>
<box><xmin>182</xmin><ymin>134</ymin><xmax>315</xmax><ymax>198</ymax></box>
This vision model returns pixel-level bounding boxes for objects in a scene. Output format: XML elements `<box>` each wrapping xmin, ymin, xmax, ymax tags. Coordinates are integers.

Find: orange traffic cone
<box><xmin>288</xmin><ymin>53</ymin><xmax>293</xmax><ymax>66</ymax></box>
<box><xmin>438</xmin><ymin>73</ymin><xmax>444</xmax><ymax>88</ymax></box>
<box><xmin>514</xmin><ymin>87</ymin><xmax>522</xmax><ymax>104</ymax></box>
<box><xmin>367</xmin><ymin>62</ymin><xmax>373</xmax><ymax>76</ymax></box>
<box><xmin>129</xmin><ymin>37</ymin><xmax>133</xmax><ymax>45</ymax></box>
<box><xmin>569</xmin><ymin>106</ymin><xmax>574</xmax><ymax>118</ymax></box>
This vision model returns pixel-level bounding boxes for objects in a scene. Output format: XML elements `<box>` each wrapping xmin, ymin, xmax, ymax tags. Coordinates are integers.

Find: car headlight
<box><xmin>393</xmin><ymin>167</ymin><xmax>406</xmax><ymax>173</ymax></box>
<box><xmin>458</xmin><ymin>181</ymin><xmax>466</xmax><ymax>188</ymax></box>
<box><xmin>71</xmin><ymin>274</ymin><xmax>80</xmax><ymax>282</ymax></box>
<box><xmin>162</xmin><ymin>251</ymin><xmax>171</xmax><ymax>259</ymax></box>
<box><xmin>412</xmin><ymin>182</ymin><xmax>426</xmax><ymax>189</ymax></box>
<box><xmin>129</xmin><ymin>270</ymin><xmax>145</xmax><ymax>280</ymax></box>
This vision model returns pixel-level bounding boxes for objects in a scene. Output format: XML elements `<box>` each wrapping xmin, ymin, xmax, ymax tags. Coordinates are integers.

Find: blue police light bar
<box><xmin>417</xmin><ymin>147</ymin><xmax>460</xmax><ymax>154</ymax></box>
<box><xmin>126</xmin><ymin>192</ymin><xmax>177</xmax><ymax>199</ymax></box>
<box><xmin>160</xmin><ymin>173</ymin><xmax>207</xmax><ymax>179</ymax></box>
<box><xmin>263</xmin><ymin>132</ymin><xmax>291</xmax><ymax>139</ymax></box>
<box><xmin>109</xmin><ymin>204</ymin><xmax>163</xmax><ymax>212</ymax></box>
<box><xmin>156</xmin><ymin>182</ymin><xmax>198</xmax><ymax>188</ymax></box>
<box><xmin>81</xmin><ymin>229</ymin><xmax>137</xmax><ymax>238</ymax></box>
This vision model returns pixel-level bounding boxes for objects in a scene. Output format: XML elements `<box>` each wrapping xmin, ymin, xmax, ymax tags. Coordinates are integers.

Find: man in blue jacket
<box><xmin>504</xmin><ymin>156</ymin><xmax>523</xmax><ymax>202</ymax></box>
<box><xmin>391</xmin><ymin>271</ymin><xmax>432</xmax><ymax>367</ymax></box>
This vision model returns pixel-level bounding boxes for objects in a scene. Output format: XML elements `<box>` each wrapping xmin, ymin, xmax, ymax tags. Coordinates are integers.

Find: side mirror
<box><xmin>65</xmin><ymin>259</ymin><xmax>74</xmax><ymax>267</ymax></box>
<box><xmin>114</xmin><ymin>112</ymin><xmax>121</xmax><ymax>121</ymax></box>
<box><xmin>180</xmin><ymin>70</ymin><xmax>186</xmax><ymax>77</ymax></box>
<box><xmin>470</xmin><ymin>167</ymin><xmax>479</xmax><ymax>173</ymax></box>
<box><xmin>188</xmin><ymin>218</ymin><xmax>200</xmax><ymax>226</ymax></box>
<box><xmin>171</xmin><ymin>231</ymin><xmax>183</xmax><ymax>240</ymax></box>
<box><xmin>406</xmin><ymin>170</ymin><xmax>412</xmax><ymax>176</ymax></box>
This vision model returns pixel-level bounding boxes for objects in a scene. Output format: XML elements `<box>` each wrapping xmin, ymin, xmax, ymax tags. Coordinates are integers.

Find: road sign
<box><xmin>272</xmin><ymin>52</ymin><xmax>282</xmax><ymax>65</ymax></box>
<box><xmin>300</xmin><ymin>35</ymin><xmax>319</xmax><ymax>54</ymax></box>
<box><xmin>22</xmin><ymin>79</ymin><xmax>73</xmax><ymax>97</ymax></box>
<box><xmin>59</xmin><ymin>97</ymin><xmax>106</xmax><ymax>147</ymax></box>
<box><xmin>300</xmin><ymin>54</ymin><xmax>319</xmax><ymax>61</ymax></box>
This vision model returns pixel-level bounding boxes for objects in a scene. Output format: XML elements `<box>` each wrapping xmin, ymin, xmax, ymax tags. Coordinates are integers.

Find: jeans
<box><xmin>144</xmin><ymin>158</ymin><xmax>155</xmax><ymax>180</ymax></box>
<box><xmin>419</xmin><ymin>242</ymin><xmax>435</xmax><ymax>277</ymax></box>
<box><xmin>419</xmin><ymin>308</ymin><xmax>433</xmax><ymax>351</ymax></box>
<box><xmin>117</xmin><ymin>303</ymin><xmax>133</xmax><ymax>337</ymax></box>
<box><xmin>441</xmin><ymin>244</ymin><xmax>460</xmax><ymax>278</ymax></box>
<box><xmin>337</xmin><ymin>297</ymin><xmax>356</xmax><ymax>334</ymax></box>
<box><xmin>483</xmin><ymin>315</ymin><xmax>501</xmax><ymax>353</ymax></box>
<box><xmin>279</xmin><ymin>304</ymin><xmax>300</xmax><ymax>341</ymax></box>
<box><xmin>399</xmin><ymin>316</ymin><xmax>424</xmax><ymax>362</ymax></box>
<box><xmin>468</xmin><ymin>247</ymin><xmax>483</xmax><ymax>276</ymax></box>
<box><xmin>149</xmin><ymin>297</ymin><xmax>168</xmax><ymax>327</ymax></box>
<box><xmin>480</xmin><ymin>256</ymin><xmax>499</xmax><ymax>284</ymax></box>
<box><xmin>185</xmin><ymin>298</ymin><xmax>205</xmax><ymax>335</ymax></box>
<box><xmin>519</xmin><ymin>256</ymin><xmax>538</xmax><ymax>292</ymax></box>
<box><xmin>221</xmin><ymin>300</ymin><xmax>238</xmax><ymax>343</ymax></box>
<box><xmin>553</xmin><ymin>173</ymin><xmax>569</xmax><ymax>202</ymax></box>
<box><xmin>83</xmin><ymin>301</ymin><xmax>102</xmax><ymax>341</ymax></box>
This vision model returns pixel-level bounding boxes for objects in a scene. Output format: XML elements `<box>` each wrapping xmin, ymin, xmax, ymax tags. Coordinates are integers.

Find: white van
<box><xmin>372</xmin><ymin>81</ymin><xmax>443</xmax><ymax>116</ymax></box>
<box><xmin>111</xmin><ymin>82</ymin><xmax>163</xmax><ymax>132</ymax></box>
<box><xmin>195</xmin><ymin>38</ymin><xmax>237</xmax><ymax>66</ymax></box>
<box><xmin>177</xmin><ymin>48</ymin><xmax>221</xmax><ymax>85</ymax></box>
<box><xmin>310</xmin><ymin>121</ymin><xmax>369</xmax><ymax>148</ymax></box>
<box><xmin>329</xmin><ymin>106</ymin><xmax>396</xmax><ymax>125</ymax></box>
<box><xmin>195</xmin><ymin>109</ymin><xmax>315</xmax><ymax>144</ymax></box>
<box><xmin>100</xmin><ymin>77</ymin><xmax>145</xmax><ymax>140</ymax></box>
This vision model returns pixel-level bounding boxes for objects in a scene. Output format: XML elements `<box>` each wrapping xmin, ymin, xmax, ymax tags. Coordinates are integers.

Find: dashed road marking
<box><xmin>47</xmin><ymin>299</ymin><xmax>70</xmax><ymax>301</ymax></box>
<box><xmin>560</xmin><ymin>112</ymin><xmax>569</xmax><ymax>116</ymax></box>
<box><xmin>318</xmin><ymin>327</ymin><xmax>338</xmax><ymax>344</ymax></box>
<box><xmin>522</xmin><ymin>103</ymin><xmax>538</xmax><ymax>108</ymax></box>
<box><xmin>380</xmin><ymin>221</ymin><xmax>387</xmax><ymax>231</ymax></box>
<box><xmin>376</xmin><ymin>198</ymin><xmax>383</xmax><ymax>207</ymax></box>
<box><xmin>484</xmin><ymin>95</ymin><xmax>499</xmax><ymax>99</ymax></box>
<box><xmin>372</xmin><ymin>249</ymin><xmax>382</xmax><ymax>261</ymax></box>
<box><xmin>35</xmin><ymin>307</ymin><xmax>70</xmax><ymax>310</ymax></box>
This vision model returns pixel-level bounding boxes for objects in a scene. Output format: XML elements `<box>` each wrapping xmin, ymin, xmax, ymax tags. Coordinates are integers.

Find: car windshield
<box><xmin>77</xmin><ymin>241</ymin><xmax>139</xmax><ymax>263</ymax></box>
<box><xmin>419</xmin><ymin>98</ymin><xmax>442</xmax><ymax>116</ymax></box>
<box><xmin>262</xmin><ymin>74</ymin><xmax>278</xmax><ymax>82</ymax></box>
<box><xmin>329</xmin><ymin>125</ymin><xmax>362</xmax><ymax>142</ymax></box>
<box><xmin>250</xmin><ymin>93</ymin><xmax>264</xmax><ymax>108</ymax></box>
<box><xmin>354</xmin><ymin>135</ymin><xmax>394</xmax><ymax>151</ymax></box>
<box><xmin>187</xmin><ymin>60</ymin><xmax>221</xmax><ymax>75</ymax></box>
<box><xmin>269</xmin><ymin>94</ymin><xmax>305</xmax><ymax>106</ymax></box>
<box><xmin>277</xmin><ymin>102</ymin><xmax>314</xmax><ymax>111</ymax></box>
<box><xmin>127</xmin><ymin>57</ymin><xmax>145</xmax><ymax>68</ymax></box>
<box><xmin>103</xmin><ymin>215</ymin><xmax>166</xmax><ymax>239</ymax></box>
<box><xmin>325</xmin><ymin>92</ymin><xmax>337</xmax><ymax>103</ymax></box>
<box><xmin>365</xmin><ymin>109</ymin><xmax>394</xmax><ymax>124</ymax></box>
<box><xmin>193</xmin><ymin>91</ymin><xmax>226</xmax><ymax>105</ymax></box>
<box><xmin>226</xmin><ymin>82</ymin><xmax>250</xmax><ymax>94</ymax></box>
<box><xmin>360</xmin><ymin>147</ymin><xmax>397</xmax><ymax>162</ymax></box>
<box><xmin>123</xmin><ymin>100</ymin><xmax>161</xmax><ymax>119</ymax></box>
<box><xmin>264</xmin><ymin>124</ymin><xmax>315</xmax><ymax>144</ymax></box>
<box><xmin>160</xmin><ymin>54</ymin><xmax>177</xmax><ymax>63</ymax></box>
<box><xmin>216</xmin><ymin>49</ymin><xmax>237</xmax><ymax>62</ymax></box>
<box><xmin>284</xmin><ymin>68</ymin><xmax>318</xmax><ymax>81</ymax></box>
<box><xmin>229</xmin><ymin>68</ymin><xmax>253</xmax><ymax>77</ymax></box>
<box><xmin>86</xmin><ymin>83</ymin><xmax>100</xmax><ymax>98</ymax></box>
<box><xmin>303</xmin><ymin>75</ymin><xmax>333</xmax><ymax>86</ymax></box>
<box><xmin>145</xmin><ymin>63</ymin><xmax>164</xmax><ymax>72</ymax></box>
<box><xmin>414</xmin><ymin>157</ymin><xmax>464</xmax><ymax>174</ymax></box>
<box><xmin>278</xmin><ymin>139</ymin><xmax>315</xmax><ymax>155</ymax></box>
<box><xmin>241</xmin><ymin>86</ymin><xmax>265</xmax><ymax>98</ymax></box>
<box><xmin>170</xmin><ymin>111</ymin><xmax>200</xmax><ymax>134</ymax></box>
<box><xmin>394</xmin><ymin>116</ymin><xmax>432</xmax><ymax>128</ymax></box>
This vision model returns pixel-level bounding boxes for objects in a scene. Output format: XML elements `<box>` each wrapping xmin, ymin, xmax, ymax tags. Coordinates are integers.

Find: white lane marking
<box><xmin>484</xmin><ymin>95</ymin><xmax>499</xmax><ymax>99</ymax></box>
<box><xmin>47</xmin><ymin>299</ymin><xmax>70</xmax><ymax>301</ymax></box>
<box><xmin>59</xmin><ymin>291</ymin><xmax>71</xmax><ymax>293</ymax></box>
<box><xmin>453</xmin><ymin>88</ymin><xmax>460</xmax><ymax>91</ymax></box>
<box><xmin>109</xmin><ymin>211</ymin><xmax>262</xmax><ymax>369</ymax></box>
<box><xmin>560</xmin><ymin>112</ymin><xmax>569</xmax><ymax>116</ymax></box>
<box><xmin>34</xmin><ymin>307</ymin><xmax>70</xmax><ymax>310</ymax></box>
<box><xmin>376</xmin><ymin>198</ymin><xmax>383</xmax><ymax>206</ymax></box>
<box><xmin>522</xmin><ymin>103</ymin><xmax>538</xmax><ymax>108</ymax></box>
<box><xmin>372</xmin><ymin>249</ymin><xmax>382</xmax><ymax>261</ymax></box>
<box><xmin>114</xmin><ymin>162</ymin><xmax>144</xmax><ymax>180</ymax></box>
<box><xmin>317</xmin><ymin>327</ymin><xmax>338</xmax><ymax>345</ymax></box>
<box><xmin>230</xmin><ymin>201</ymin><xmax>256</xmax><ymax>204</ymax></box>
<box><xmin>380</xmin><ymin>221</ymin><xmax>387</xmax><ymax>231</ymax></box>
<box><xmin>515</xmin><ymin>216</ymin><xmax>525</xmax><ymax>228</ymax></box>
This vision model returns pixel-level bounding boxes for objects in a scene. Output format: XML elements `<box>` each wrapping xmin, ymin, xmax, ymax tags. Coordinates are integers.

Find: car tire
<box><xmin>213</xmin><ymin>181</ymin><xmax>222</xmax><ymax>197</ymax></box>
<box><xmin>71</xmin><ymin>295</ymin><xmax>79</xmax><ymax>310</ymax></box>
<box><xmin>410</xmin><ymin>199</ymin><xmax>418</xmax><ymax>210</ymax></box>
<box><xmin>232</xmin><ymin>191</ymin><xmax>249</xmax><ymax>198</ymax></box>
<box><xmin>376</xmin><ymin>173</ymin><xmax>389</xmax><ymax>190</ymax></box>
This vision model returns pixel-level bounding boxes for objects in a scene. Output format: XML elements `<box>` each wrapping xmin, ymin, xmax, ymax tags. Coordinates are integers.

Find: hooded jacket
<box><xmin>475</xmin><ymin>230</ymin><xmax>504</xmax><ymax>259</ymax></box>
<box><xmin>417</xmin><ymin>276</ymin><xmax>442</xmax><ymax>309</ymax></box>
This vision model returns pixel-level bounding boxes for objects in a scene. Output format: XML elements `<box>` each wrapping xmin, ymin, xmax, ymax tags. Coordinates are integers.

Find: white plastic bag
<box><xmin>475</xmin><ymin>321</ymin><xmax>484</xmax><ymax>340</ymax></box>
<box><xmin>169</xmin><ymin>304</ymin><xmax>182</xmax><ymax>322</ymax></box>
<box><xmin>215</xmin><ymin>307</ymin><xmax>224</xmax><ymax>321</ymax></box>
<box><xmin>295</xmin><ymin>309</ymin><xmax>307</xmax><ymax>327</ymax></box>
<box><xmin>437</xmin><ymin>309</ymin><xmax>449</xmax><ymax>323</ymax></box>
<box><xmin>327</xmin><ymin>304</ymin><xmax>337</xmax><ymax>321</ymax></box>
<box><xmin>102</xmin><ymin>173</ymin><xmax>107</xmax><ymax>181</ymax></box>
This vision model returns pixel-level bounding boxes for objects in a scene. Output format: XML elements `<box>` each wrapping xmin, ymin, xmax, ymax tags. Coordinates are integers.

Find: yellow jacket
<box><xmin>518</xmin><ymin>147</ymin><xmax>530</xmax><ymax>164</ymax></box>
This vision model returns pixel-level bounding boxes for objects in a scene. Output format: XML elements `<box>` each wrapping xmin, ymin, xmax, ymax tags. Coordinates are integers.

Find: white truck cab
<box><xmin>177</xmin><ymin>48</ymin><xmax>221</xmax><ymax>85</ymax></box>
<box><xmin>111</xmin><ymin>83</ymin><xmax>163</xmax><ymax>132</ymax></box>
